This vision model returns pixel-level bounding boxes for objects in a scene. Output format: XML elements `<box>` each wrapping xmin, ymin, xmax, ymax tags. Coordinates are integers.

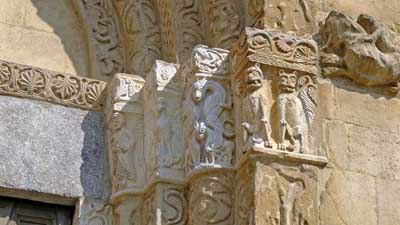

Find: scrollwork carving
<box><xmin>0</xmin><ymin>59</ymin><xmax>106</xmax><ymax>110</ymax></box>
<box><xmin>161</xmin><ymin>185</ymin><xmax>187</xmax><ymax>225</ymax></box>
<box><xmin>189</xmin><ymin>173</ymin><xmax>233</xmax><ymax>225</ymax></box>
<box><xmin>78</xmin><ymin>0</ymin><xmax>125</xmax><ymax>79</ymax></box>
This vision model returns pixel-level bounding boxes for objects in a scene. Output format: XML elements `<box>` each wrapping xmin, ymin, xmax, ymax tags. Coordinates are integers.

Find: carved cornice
<box><xmin>0</xmin><ymin>59</ymin><xmax>106</xmax><ymax>111</ymax></box>
<box><xmin>233</xmin><ymin>27</ymin><xmax>319</xmax><ymax>76</ymax></box>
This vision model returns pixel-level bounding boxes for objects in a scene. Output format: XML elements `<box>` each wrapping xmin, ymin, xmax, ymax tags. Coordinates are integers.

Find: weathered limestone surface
<box><xmin>0</xmin><ymin>0</ymin><xmax>90</xmax><ymax>76</ymax></box>
<box><xmin>0</xmin><ymin>95</ymin><xmax>107</xmax><ymax>199</ymax></box>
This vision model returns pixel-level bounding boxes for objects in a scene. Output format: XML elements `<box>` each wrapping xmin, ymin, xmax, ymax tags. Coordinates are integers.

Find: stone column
<box><xmin>231</xmin><ymin>27</ymin><xmax>328</xmax><ymax>225</ymax></box>
<box><xmin>105</xmin><ymin>73</ymin><xmax>146</xmax><ymax>225</ymax></box>
<box><xmin>182</xmin><ymin>45</ymin><xmax>235</xmax><ymax>225</ymax></box>
<box><xmin>141</xmin><ymin>60</ymin><xmax>187</xmax><ymax>225</ymax></box>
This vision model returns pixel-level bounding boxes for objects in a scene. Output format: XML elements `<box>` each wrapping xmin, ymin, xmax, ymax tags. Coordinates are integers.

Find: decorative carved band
<box><xmin>244</xmin><ymin>27</ymin><xmax>319</xmax><ymax>75</ymax></box>
<box><xmin>0</xmin><ymin>59</ymin><xmax>106</xmax><ymax>111</ymax></box>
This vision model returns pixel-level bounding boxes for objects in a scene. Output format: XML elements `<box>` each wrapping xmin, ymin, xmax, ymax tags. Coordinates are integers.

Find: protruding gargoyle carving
<box><xmin>317</xmin><ymin>11</ymin><xmax>400</xmax><ymax>92</ymax></box>
<box><xmin>242</xmin><ymin>63</ymin><xmax>274</xmax><ymax>151</ymax></box>
<box><xmin>277</xmin><ymin>70</ymin><xmax>316</xmax><ymax>154</ymax></box>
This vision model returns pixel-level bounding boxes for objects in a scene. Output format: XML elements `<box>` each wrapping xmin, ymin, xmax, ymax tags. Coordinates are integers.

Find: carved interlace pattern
<box><xmin>0</xmin><ymin>60</ymin><xmax>106</xmax><ymax>110</ymax></box>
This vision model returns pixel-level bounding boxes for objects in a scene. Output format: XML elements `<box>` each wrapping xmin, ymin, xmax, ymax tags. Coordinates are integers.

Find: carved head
<box><xmin>245</xmin><ymin>63</ymin><xmax>263</xmax><ymax>92</ymax></box>
<box><xmin>192</xmin><ymin>79</ymin><xmax>207</xmax><ymax>102</ymax></box>
<box><xmin>279</xmin><ymin>70</ymin><xmax>297</xmax><ymax>93</ymax></box>
<box><xmin>110</xmin><ymin>112</ymin><xmax>126</xmax><ymax>131</ymax></box>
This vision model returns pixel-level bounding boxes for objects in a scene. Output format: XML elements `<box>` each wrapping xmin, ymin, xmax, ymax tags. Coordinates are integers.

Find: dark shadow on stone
<box><xmin>80</xmin><ymin>111</ymin><xmax>110</xmax><ymax>200</ymax></box>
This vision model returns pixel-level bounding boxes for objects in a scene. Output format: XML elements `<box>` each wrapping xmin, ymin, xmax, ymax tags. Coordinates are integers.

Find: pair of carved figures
<box><xmin>242</xmin><ymin>63</ymin><xmax>316</xmax><ymax>154</ymax></box>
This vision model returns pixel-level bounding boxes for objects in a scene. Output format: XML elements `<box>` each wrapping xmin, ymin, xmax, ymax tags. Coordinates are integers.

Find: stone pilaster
<box><xmin>105</xmin><ymin>73</ymin><xmax>146</xmax><ymax>224</ymax></box>
<box><xmin>231</xmin><ymin>27</ymin><xmax>327</xmax><ymax>225</ymax></box>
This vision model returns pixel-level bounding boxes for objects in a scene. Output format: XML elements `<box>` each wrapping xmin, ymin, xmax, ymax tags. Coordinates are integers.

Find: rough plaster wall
<box><xmin>315</xmin><ymin>2</ymin><xmax>400</xmax><ymax>224</ymax></box>
<box><xmin>0</xmin><ymin>0</ymin><xmax>89</xmax><ymax>76</ymax></box>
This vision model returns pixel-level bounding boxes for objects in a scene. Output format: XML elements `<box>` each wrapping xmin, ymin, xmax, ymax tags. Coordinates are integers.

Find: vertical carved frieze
<box><xmin>176</xmin><ymin>0</ymin><xmax>205</xmax><ymax>61</ymax></box>
<box><xmin>188</xmin><ymin>171</ymin><xmax>234</xmax><ymax>225</ymax></box>
<box><xmin>202</xmin><ymin>0</ymin><xmax>242</xmax><ymax>49</ymax></box>
<box><xmin>113</xmin><ymin>0</ymin><xmax>162</xmax><ymax>76</ymax></box>
<box><xmin>73</xmin><ymin>0</ymin><xmax>125</xmax><ymax>80</ymax></box>
<box><xmin>154</xmin><ymin>0</ymin><xmax>177</xmax><ymax>62</ymax></box>
<box><xmin>183</xmin><ymin>45</ymin><xmax>235</xmax><ymax>171</ymax></box>
<box><xmin>157</xmin><ymin>183</ymin><xmax>187</xmax><ymax>225</ymax></box>
<box><xmin>145</xmin><ymin>61</ymin><xmax>184</xmax><ymax>180</ymax></box>
<box><xmin>234</xmin><ymin>162</ymin><xmax>255</xmax><ymax>225</ymax></box>
<box><xmin>106</xmin><ymin>73</ymin><xmax>146</xmax><ymax>193</ymax></box>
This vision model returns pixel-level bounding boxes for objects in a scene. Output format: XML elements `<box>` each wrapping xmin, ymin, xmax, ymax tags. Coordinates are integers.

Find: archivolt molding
<box><xmin>0</xmin><ymin>59</ymin><xmax>106</xmax><ymax>111</ymax></box>
<box><xmin>72</xmin><ymin>0</ymin><xmax>126</xmax><ymax>81</ymax></box>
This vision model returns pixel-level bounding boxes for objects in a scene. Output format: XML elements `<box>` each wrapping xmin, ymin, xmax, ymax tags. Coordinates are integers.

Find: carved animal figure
<box><xmin>191</xmin><ymin>79</ymin><xmax>232</xmax><ymax>166</ymax></box>
<box><xmin>242</xmin><ymin>63</ymin><xmax>274</xmax><ymax>150</ymax></box>
<box><xmin>317</xmin><ymin>11</ymin><xmax>400</xmax><ymax>91</ymax></box>
<box><xmin>278</xmin><ymin>70</ymin><xmax>316</xmax><ymax>153</ymax></box>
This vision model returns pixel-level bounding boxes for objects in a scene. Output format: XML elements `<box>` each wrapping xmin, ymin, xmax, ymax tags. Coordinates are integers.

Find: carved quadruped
<box><xmin>0</xmin><ymin>59</ymin><xmax>106</xmax><ymax>111</ymax></box>
<box><xmin>231</xmin><ymin>27</ymin><xmax>319</xmax><ymax>159</ymax></box>
<box><xmin>144</xmin><ymin>61</ymin><xmax>184</xmax><ymax>182</ymax></box>
<box><xmin>188</xmin><ymin>171</ymin><xmax>234</xmax><ymax>225</ymax></box>
<box><xmin>316</xmin><ymin>11</ymin><xmax>400</xmax><ymax>94</ymax></box>
<box><xmin>106</xmin><ymin>73</ymin><xmax>146</xmax><ymax>194</ymax></box>
<box><xmin>72</xmin><ymin>0</ymin><xmax>125</xmax><ymax>80</ymax></box>
<box><xmin>183</xmin><ymin>45</ymin><xmax>235</xmax><ymax>172</ymax></box>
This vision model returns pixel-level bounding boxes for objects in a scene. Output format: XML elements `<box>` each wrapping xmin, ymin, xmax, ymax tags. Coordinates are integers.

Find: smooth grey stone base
<box><xmin>0</xmin><ymin>95</ymin><xmax>107</xmax><ymax>199</ymax></box>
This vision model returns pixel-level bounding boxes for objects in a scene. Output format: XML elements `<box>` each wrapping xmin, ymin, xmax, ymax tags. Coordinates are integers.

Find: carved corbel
<box><xmin>105</xmin><ymin>73</ymin><xmax>146</xmax><ymax>194</ymax></box>
<box><xmin>183</xmin><ymin>45</ymin><xmax>235</xmax><ymax>172</ymax></box>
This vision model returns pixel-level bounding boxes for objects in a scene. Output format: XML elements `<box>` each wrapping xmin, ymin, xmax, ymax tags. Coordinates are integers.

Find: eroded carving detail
<box><xmin>317</xmin><ymin>11</ymin><xmax>400</xmax><ymax>92</ymax></box>
<box><xmin>115</xmin><ymin>0</ymin><xmax>162</xmax><ymax>76</ymax></box>
<box><xmin>161</xmin><ymin>185</ymin><xmax>187</xmax><ymax>225</ymax></box>
<box><xmin>0</xmin><ymin>60</ymin><xmax>106</xmax><ymax>110</ymax></box>
<box><xmin>277</xmin><ymin>70</ymin><xmax>316</xmax><ymax>153</ymax></box>
<box><xmin>189</xmin><ymin>173</ymin><xmax>233</xmax><ymax>225</ymax></box>
<box><xmin>185</xmin><ymin>45</ymin><xmax>234</xmax><ymax>169</ymax></box>
<box><xmin>80</xmin><ymin>0</ymin><xmax>125</xmax><ymax>79</ymax></box>
<box><xmin>242</xmin><ymin>63</ymin><xmax>274</xmax><ymax>151</ymax></box>
<box><xmin>106</xmin><ymin>74</ymin><xmax>146</xmax><ymax>192</ymax></box>
<box><xmin>204</xmin><ymin>0</ymin><xmax>241</xmax><ymax>49</ymax></box>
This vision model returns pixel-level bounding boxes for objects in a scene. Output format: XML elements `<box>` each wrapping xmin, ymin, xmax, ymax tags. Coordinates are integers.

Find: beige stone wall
<box><xmin>316</xmin><ymin>1</ymin><xmax>400</xmax><ymax>225</ymax></box>
<box><xmin>318</xmin><ymin>82</ymin><xmax>400</xmax><ymax>225</ymax></box>
<box><xmin>0</xmin><ymin>0</ymin><xmax>89</xmax><ymax>76</ymax></box>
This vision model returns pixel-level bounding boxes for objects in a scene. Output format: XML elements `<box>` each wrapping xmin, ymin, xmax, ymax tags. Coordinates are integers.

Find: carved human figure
<box><xmin>242</xmin><ymin>63</ymin><xmax>273</xmax><ymax>151</ymax></box>
<box><xmin>318</xmin><ymin>11</ymin><xmax>400</xmax><ymax>91</ymax></box>
<box><xmin>277</xmin><ymin>70</ymin><xmax>305</xmax><ymax>153</ymax></box>
<box><xmin>156</xmin><ymin>96</ymin><xmax>172</xmax><ymax>154</ymax></box>
<box><xmin>110</xmin><ymin>112</ymin><xmax>137</xmax><ymax>190</ymax></box>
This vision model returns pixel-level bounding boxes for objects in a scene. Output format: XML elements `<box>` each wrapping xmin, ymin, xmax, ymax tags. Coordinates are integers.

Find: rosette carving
<box><xmin>0</xmin><ymin>59</ymin><xmax>106</xmax><ymax>110</ymax></box>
